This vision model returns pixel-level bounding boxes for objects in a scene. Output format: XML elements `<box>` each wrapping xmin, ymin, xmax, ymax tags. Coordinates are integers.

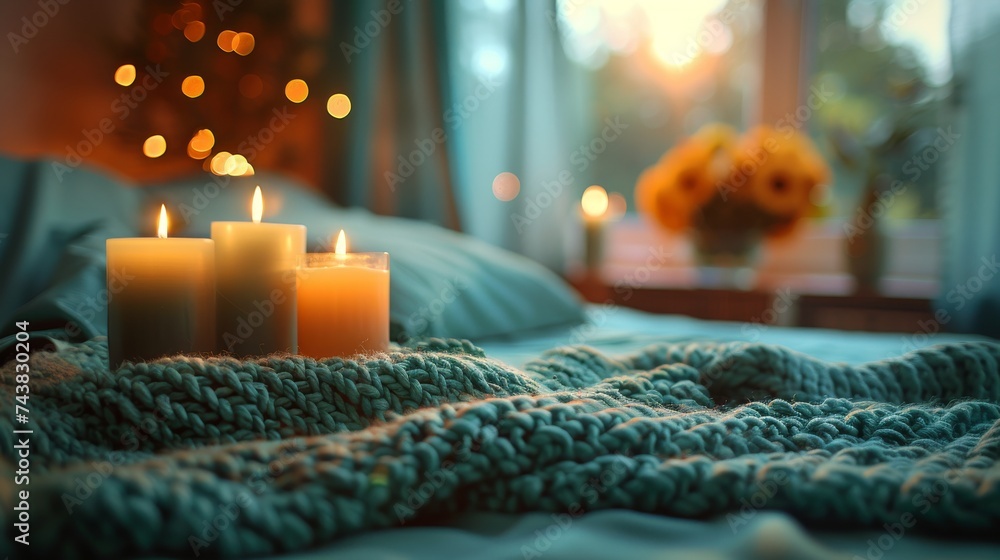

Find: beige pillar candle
<box><xmin>211</xmin><ymin>186</ymin><xmax>306</xmax><ymax>356</ymax></box>
<box><xmin>297</xmin><ymin>230</ymin><xmax>390</xmax><ymax>359</ymax></box>
<box><xmin>106</xmin><ymin>205</ymin><xmax>215</xmax><ymax>368</ymax></box>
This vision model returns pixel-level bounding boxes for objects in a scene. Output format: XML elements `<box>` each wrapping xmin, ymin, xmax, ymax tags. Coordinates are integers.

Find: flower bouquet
<box><xmin>636</xmin><ymin>124</ymin><xmax>831</xmax><ymax>269</ymax></box>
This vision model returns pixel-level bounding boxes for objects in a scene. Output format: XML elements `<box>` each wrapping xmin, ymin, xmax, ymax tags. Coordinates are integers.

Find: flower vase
<box><xmin>691</xmin><ymin>228</ymin><xmax>761</xmax><ymax>289</ymax></box>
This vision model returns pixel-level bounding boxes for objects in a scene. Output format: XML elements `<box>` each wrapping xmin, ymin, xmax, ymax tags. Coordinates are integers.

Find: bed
<box><xmin>1</xmin><ymin>160</ymin><xmax>998</xmax><ymax>560</ymax></box>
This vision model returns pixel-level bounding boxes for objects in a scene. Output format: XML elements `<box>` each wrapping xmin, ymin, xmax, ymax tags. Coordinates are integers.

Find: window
<box><xmin>555</xmin><ymin>0</ymin><xmax>763</xmax><ymax>212</ymax></box>
<box><xmin>807</xmin><ymin>0</ymin><xmax>952</xmax><ymax>219</ymax></box>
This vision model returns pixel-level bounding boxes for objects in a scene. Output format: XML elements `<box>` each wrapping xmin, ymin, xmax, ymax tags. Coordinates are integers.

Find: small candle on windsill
<box><xmin>211</xmin><ymin>186</ymin><xmax>306</xmax><ymax>356</ymax></box>
<box><xmin>106</xmin><ymin>205</ymin><xmax>216</xmax><ymax>368</ymax></box>
<box><xmin>297</xmin><ymin>230</ymin><xmax>390</xmax><ymax>359</ymax></box>
<box><xmin>581</xmin><ymin>185</ymin><xmax>610</xmax><ymax>272</ymax></box>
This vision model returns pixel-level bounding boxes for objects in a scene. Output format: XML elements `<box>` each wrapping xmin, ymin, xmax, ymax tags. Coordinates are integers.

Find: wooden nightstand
<box><xmin>567</xmin><ymin>271</ymin><xmax>936</xmax><ymax>332</ymax></box>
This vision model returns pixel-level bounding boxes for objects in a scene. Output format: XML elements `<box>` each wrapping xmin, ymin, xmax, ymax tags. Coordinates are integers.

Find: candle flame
<box><xmin>581</xmin><ymin>185</ymin><xmax>609</xmax><ymax>218</ymax></box>
<box><xmin>335</xmin><ymin>230</ymin><xmax>346</xmax><ymax>254</ymax></box>
<box><xmin>252</xmin><ymin>186</ymin><xmax>263</xmax><ymax>223</ymax></box>
<box><xmin>157</xmin><ymin>204</ymin><xmax>168</xmax><ymax>238</ymax></box>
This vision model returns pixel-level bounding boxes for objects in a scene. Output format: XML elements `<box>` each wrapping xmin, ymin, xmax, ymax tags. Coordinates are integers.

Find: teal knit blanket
<box><xmin>2</xmin><ymin>339</ymin><xmax>1000</xmax><ymax>558</ymax></box>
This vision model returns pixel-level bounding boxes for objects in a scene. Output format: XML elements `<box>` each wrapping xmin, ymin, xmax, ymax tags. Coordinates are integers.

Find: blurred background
<box><xmin>1</xmin><ymin>0</ymin><xmax>997</xmax><ymax>336</ymax></box>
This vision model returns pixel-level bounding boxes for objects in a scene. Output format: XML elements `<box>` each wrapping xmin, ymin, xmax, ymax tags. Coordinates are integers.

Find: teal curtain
<box><xmin>323</xmin><ymin>0</ymin><xmax>462</xmax><ymax>231</ymax></box>
<box><xmin>943</xmin><ymin>0</ymin><xmax>1000</xmax><ymax>337</ymax></box>
<box><xmin>323</xmin><ymin>0</ymin><xmax>585</xmax><ymax>270</ymax></box>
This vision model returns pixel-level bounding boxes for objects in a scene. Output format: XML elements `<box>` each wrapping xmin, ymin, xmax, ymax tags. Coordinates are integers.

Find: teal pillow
<box><xmin>0</xmin><ymin>160</ymin><xmax>584</xmax><ymax>350</ymax></box>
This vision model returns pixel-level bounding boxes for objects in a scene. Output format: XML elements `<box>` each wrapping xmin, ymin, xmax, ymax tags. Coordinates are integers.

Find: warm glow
<box><xmin>114</xmin><ymin>64</ymin><xmax>136</xmax><ymax>86</ymax></box>
<box><xmin>224</xmin><ymin>154</ymin><xmax>249</xmax><ymax>176</ymax></box>
<box><xmin>157</xmin><ymin>204</ymin><xmax>168</xmax><ymax>239</ymax></box>
<box><xmin>183</xmin><ymin>21</ymin><xmax>205</xmax><ymax>42</ymax></box>
<box><xmin>607</xmin><ymin>192</ymin><xmax>628</xmax><ymax>220</ymax></box>
<box><xmin>210</xmin><ymin>151</ymin><xmax>231</xmax><ymax>175</ymax></box>
<box><xmin>234</xmin><ymin>32</ymin><xmax>255</xmax><ymax>56</ymax></box>
<box><xmin>327</xmin><ymin>94</ymin><xmax>351</xmax><ymax>118</ymax></box>
<box><xmin>285</xmin><ymin>79</ymin><xmax>309</xmax><ymax>103</ymax></box>
<box><xmin>252</xmin><ymin>186</ymin><xmax>263</xmax><ymax>224</ymax></box>
<box><xmin>217</xmin><ymin>30</ymin><xmax>237</xmax><ymax>52</ymax></box>
<box><xmin>189</xmin><ymin>129</ymin><xmax>215</xmax><ymax>152</ymax></box>
<box><xmin>492</xmin><ymin>172</ymin><xmax>520</xmax><ymax>201</ymax></box>
<box><xmin>239</xmin><ymin>74</ymin><xmax>263</xmax><ymax>98</ymax></box>
<box><xmin>581</xmin><ymin>185</ymin><xmax>609</xmax><ymax>217</ymax></box>
<box><xmin>182</xmin><ymin>75</ymin><xmax>205</xmax><ymax>98</ymax></box>
<box><xmin>335</xmin><ymin>230</ymin><xmax>347</xmax><ymax>254</ymax></box>
<box><xmin>143</xmin><ymin>135</ymin><xmax>166</xmax><ymax>158</ymax></box>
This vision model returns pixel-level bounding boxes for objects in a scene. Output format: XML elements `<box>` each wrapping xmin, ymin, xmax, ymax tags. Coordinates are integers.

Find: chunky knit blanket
<box><xmin>2</xmin><ymin>338</ymin><xmax>1000</xmax><ymax>559</ymax></box>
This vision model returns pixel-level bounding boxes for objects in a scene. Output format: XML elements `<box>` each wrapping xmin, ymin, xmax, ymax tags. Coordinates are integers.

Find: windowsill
<box><xmin>578</xmin><ymin>215</ymin><xmax>941</xmax><ymax>299</ymax></box>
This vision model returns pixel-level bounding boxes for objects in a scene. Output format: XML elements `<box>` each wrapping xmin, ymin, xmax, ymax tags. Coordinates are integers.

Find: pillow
<box><xmin>0</xmin><ymin>160</ymin><xmax>584</xmax><ymax>353</ymax></box>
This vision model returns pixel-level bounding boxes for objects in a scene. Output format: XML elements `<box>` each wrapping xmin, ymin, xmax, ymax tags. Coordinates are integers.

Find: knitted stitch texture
<box><xmin>1</xmin><ymin>338</ymin><xmax>999</xmax><ymax>559</ymax></box>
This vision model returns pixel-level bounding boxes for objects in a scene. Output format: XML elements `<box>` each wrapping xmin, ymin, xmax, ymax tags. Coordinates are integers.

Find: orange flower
<box><xmin>636</xmin><ymin>125</ymin><xmax>737</xmax><ymax>232</ymax></box>
<box><xmin>734</xmin><ymin>126</ymin><xmax>830</xmax><ymax>221</ymax></box>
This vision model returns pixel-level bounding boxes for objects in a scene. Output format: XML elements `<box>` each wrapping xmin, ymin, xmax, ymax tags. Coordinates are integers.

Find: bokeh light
<box><xmin>285</xmin><ymin>79</ymin><xmax>309</xmax><ymax>103</ymax></box>
<box><xmin>327</xmin><ymin>93</ymin><xmax>351</xmax><ymax>118</ymax></box>
<box><xmin>581</xmin><ymin>185</ymin><xmax>609</xmax><ymax>217</ymax></box>
<box><xmin>492</xmin><ymin>172</ymin><xmax>520</xmax><ymax>201</ymax></box>
<box><xmin>217</xmin><ymin>30</ymin><xmax>237</xmax><ymax>52</ymax></box>
<box><xmin>182</xmin><ymin>75</ymin><xmax>205</xmax><ymax>98</ymax></box>
<box><xmin>143</xmin><ymin>135</ymin><xmax>166</xmax><ymax>158</ymax></box>
<box><xmin>210</xmin><ymin>151</ymin><xmax>232</xmax><ymax>175</ymax></box>
<box><xmin>189</xmin><ymin>129</ymin><xmax>215</xmax><ymax>154</ymax></box>
<box><xmin>234</xmin><ymin>32</ymin><xmax>255</xmax><ymax>56</ymax></box>
<box><xmin>607</xmin><ymin>192</ymin><xmax>627</xmax><ymax>220</ymax></box>
<box><xmin>183</xmin><ymin>21</ymin><xmax>205</xmax><ymax>42</ymax></box>
<box><xmin>224</xmin><ymin>154</ymin><xmax>250</xmax><ymax>176</ymax></box>
<box><xmin>114</xmin><ymin>64</ymin><xmax>136</xmax><ymax>87</ymax></box>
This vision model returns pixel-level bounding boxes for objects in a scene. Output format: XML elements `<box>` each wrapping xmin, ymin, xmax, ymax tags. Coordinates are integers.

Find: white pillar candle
<box><xmin>297</xmin><ymin>230</ymin><xmax>390</xmax><ymax>358</ymax></box>
<box><xmin>211</xmin><ymin>186</ymin><xmax>306</xmax><ymax>356</ymax></box>
<box><xmin>106</xmin><ymin>205</ymin><xmax>215</xmax><ymax>368</ymax></box>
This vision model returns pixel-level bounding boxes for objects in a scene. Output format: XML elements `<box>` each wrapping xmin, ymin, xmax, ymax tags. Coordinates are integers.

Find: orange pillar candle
<box><xmin>297</xmin><ymin>230</ymin><xmax>390</xmax><ymax>358</ymax></box>
<box><xmin>106</xmin><ymin>205</ymin><xmax>216</xmax><ymax>368</ymax></box>
<box><xmin>211</xmin><ymin>186</ymin><xmax>306</xmax><ymax>356</ymax></box>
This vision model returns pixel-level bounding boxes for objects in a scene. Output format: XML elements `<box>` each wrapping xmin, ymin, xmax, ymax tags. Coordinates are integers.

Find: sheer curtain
<box><xmin>322</xmin><ymin>1</ymin><xmax>462</xmax><ymax>231</ymax></box>
<box><xmin>943</xmin><ymin>0</ymin><xmax>1000</xmax><ymax>336</ymax></box>
<box><xmin>446</xmin><ymin>0</ymin><xmax>586</xmax><ymax>270</ymax></box>
<box><xmin>323</xmin><ymin>0</ymin><xmax>584</xmax><ymax>270</ymax></box>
